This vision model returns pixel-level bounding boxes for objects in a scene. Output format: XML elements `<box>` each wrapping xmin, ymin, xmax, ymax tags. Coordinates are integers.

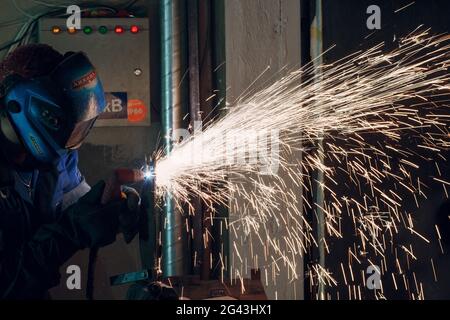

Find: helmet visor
<box><xmin>65</xmin><ymin>116</ymin><xmax>98</xmax><ymax>149</ymax></box>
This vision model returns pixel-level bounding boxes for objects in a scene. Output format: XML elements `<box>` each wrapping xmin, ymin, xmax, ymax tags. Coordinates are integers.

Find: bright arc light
<box><xmin>144</xmin><ymin>170</ymin><xmax>153</xmax><ymax>179</ymax></box>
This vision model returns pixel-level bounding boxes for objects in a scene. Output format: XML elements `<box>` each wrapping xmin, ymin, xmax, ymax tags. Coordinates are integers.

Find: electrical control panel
<box><xmin>39</xmin><ymin>18</ymin><xmax>150</xmax><ymax>127</ymax></box>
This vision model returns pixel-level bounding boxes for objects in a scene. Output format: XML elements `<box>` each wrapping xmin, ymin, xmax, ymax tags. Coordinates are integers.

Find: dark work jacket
<box><xmin>0</xmin><ymin>151</ymin><xmax>90</xmax><ymax>299</ymax></box>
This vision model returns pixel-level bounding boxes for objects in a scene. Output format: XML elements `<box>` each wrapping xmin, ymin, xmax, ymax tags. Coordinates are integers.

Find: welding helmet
<box><xmin>0</xmin><ymin>52</ymin><xmax>106</xmax><ymax>165</ymax></box>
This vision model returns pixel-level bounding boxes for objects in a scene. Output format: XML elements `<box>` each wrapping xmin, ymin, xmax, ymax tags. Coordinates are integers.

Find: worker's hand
<box><xmin>119</xmin><ymin>185</ymin><xmax>141</xmax><ymax>243</ymax></box>
<box><xmin>60</xmin><ymin>181</ymin><xmax>122</xmax><ymax>249</ymax></box>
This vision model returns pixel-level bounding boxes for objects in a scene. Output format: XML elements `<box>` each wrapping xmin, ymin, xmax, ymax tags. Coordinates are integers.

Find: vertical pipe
<box><xmin>161</xmin><ymin>0</ymin><xmax>176</xmax><ymax>278</ymax></box>
<box><xmin>172</xmin><ymin>0</ymin><xmax>186</xmax><ymax>131</ymax></box>
<box><xmin>211</xmin><ymin>0</ymin><xmax>229</xmax><ymax>281</ymax></box>
<box><xmin>188</xmin><ymin>0</ymin><xmax>201</xmax><ymax>124</ymax></box>
<box><xmin>310</xmin><ymin>0</ymin><xmax>325</xmax><ymax>300</ymax></box>
<box><xmin>300</xmin><ymin>0</ymin><xmax>313</xmax><ymax>300</ymax></box>
<box><xmin>198</xmin><ymin>0</ymin><xmax>214</xmax><ymax>281</ymax></box>
<box><xmin>171</xmin><ymin>0</ymin><xmax>189</xmax><ymax>277</ymax></box>
<box><xmin>187</xmin><ymin>0</ymin><xmax>203</xmax><ymax>276</ymax></box>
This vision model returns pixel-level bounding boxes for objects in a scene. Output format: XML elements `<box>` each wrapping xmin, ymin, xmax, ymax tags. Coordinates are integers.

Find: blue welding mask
<box><xmin>0</xmin><ymin>52</ymin><xmax>106</xmax><ymax>166</ymax></box>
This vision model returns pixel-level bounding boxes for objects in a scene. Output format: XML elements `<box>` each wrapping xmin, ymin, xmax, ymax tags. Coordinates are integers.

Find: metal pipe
<box><xmin>188</xmin><ymin>0</ymin><xmax>201</xmax><ymax>125</ymax></box>
<box><xmin>198</xmin><ymin>0</ymin><xmax>214</xmax><ymax>281</ymax></box>
<box><xmin>211</xmin><ymin>0</ymin><xmax>229</xmax><ymax>281</ymax></box>
<box><xmin>187</xmin><ymin>0</ymin><xmax>203</xmax><ymax>276</ymax></box>
<box><xmin>300</xmin><ymin>0</ymin><xmax>313</xmax><ymax>300</ymax></box>
<box><xmin>161</xmin><ymin>0</ymin><xmax>176</xmax><ymax>278</ymax></box>
<box><xmin>172</xmin><ymin>0</ymin><xmax>185</xmax><ymax>132</ymax></box>
<box><xmin>310</xmin><ymin>0</ymin><xmax>326</xmax><ymax>300</ymax></box>
<box><xmin>170</xmin><ymin>0</ymin><xmax>188</xmax><ymax>277</ymax></box>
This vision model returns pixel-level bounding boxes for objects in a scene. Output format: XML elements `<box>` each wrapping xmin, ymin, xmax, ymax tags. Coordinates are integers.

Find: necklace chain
<box><xmin>14</xmin><ymin>171</ymin><xmax>33</xmax><ymax>190</ymax></box>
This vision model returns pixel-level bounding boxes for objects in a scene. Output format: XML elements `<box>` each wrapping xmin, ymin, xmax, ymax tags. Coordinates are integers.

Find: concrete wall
<box><xmin>225</xmin><ymin>0</ymin><xmax>303</xmax><ymax>300</ymax></box>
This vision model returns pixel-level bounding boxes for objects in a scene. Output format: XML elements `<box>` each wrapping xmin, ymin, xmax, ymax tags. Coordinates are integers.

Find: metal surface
<box><xmin>188</xmin><ymin>0</ymin><xmax>201</xmax><ymax>126</ymax></box>
<box><xmin>39</xmin><ymin>18</ymin><xmax>151</xmax><ymax>127</ymax></box>
<box><xmin>311</xmin><ymin>0</ymin><xmax>325</xmax><ymax>300</ymax></box>
<box><xmin>168</xmin><ymin>0</ymin><xmax>188</xmax><ymax>277</ymax></box>
<box><xmin>198</xmin><ymin>0</ymin><xmax>214</xmax><ymax>281</ymax></box>
<box><xmin>187</xmin><ymin>0</ymin><xmax>203</xmax><ymax>276</ymax></box>
<box><xmin>211</xmin><ymin>0</ymin><xmax>229</xmax><ymax>280</ymax></box>
<box><xmin>110</xmin><ymin>270</ymin><xmax>152</xmax><ymax>286</ymax></box>
<box><xmin>160</xmin><ymin>0</ymin><xmax>178</xmax><ymax>278</ymax></box>
<box><xmin>300</xmin><ymin>0</ymin><xmax>314</xmax><ymax>301</ymax></box>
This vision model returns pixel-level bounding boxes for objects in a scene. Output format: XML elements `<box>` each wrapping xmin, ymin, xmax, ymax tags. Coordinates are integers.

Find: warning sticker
<box><xmin>127</xmin><ymin>99</ymin><xmax>148</xmax><ymax>123</ymax></box>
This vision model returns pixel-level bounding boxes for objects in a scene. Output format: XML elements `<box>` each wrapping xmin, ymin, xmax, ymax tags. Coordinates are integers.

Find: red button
<box><xmin>130</xmin><ymin>25</ymin><xmax>139</xmax><ymax>34</ymax></box>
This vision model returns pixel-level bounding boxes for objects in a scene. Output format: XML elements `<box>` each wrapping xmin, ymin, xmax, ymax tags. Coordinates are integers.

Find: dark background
<box><xmin>320</xmin><ymin>0</ymin><xmax>450</xmax><ymax>299</ymax></box>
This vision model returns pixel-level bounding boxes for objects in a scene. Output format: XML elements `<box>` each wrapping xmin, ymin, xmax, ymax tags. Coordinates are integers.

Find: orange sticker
<box><xmin>127</xmin><ymin>99</ymin><xmax>148</xmax><ymax>122</ymax></box>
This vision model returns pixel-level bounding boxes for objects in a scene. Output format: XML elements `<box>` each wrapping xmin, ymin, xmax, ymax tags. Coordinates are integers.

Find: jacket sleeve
<box><xmin>61</xmin><ymin>151</ymin><xmax>91</xmax><ymax>211</ymax></box>
<box><xmin>0</xmin><ymin>187</ymin><xmax>79</xmax><ymax>299</ymax></box>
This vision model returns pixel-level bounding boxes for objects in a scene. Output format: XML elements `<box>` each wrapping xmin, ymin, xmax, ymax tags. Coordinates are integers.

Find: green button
<box><xmin>83</xmin><ymin>26</ymin><xmax>93</xmax><ymax>35</ymax></box>
<box><xmin>98</xmin><ymin>26</ymin><xmax>108</xmax><ymax>34</ymax></box>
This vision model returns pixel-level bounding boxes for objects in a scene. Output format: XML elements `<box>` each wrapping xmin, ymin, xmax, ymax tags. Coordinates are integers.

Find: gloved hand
<box><xmin>119</xmin><ymin>185</ymin><xmax>141</xmax><ymax>243</ymax></box>
<box><xmin>59</xmin><ymin>180</ymin><xmax>123</xmax><ymax>249</ymax></box>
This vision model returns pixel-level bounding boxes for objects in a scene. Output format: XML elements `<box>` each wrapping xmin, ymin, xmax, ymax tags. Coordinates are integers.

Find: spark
<box><xmin>431</xmin><ymin>258</ymin><xmax>438</xmax><ymax>282</ymax></box>
<box><xmin>152</xmin><ymin>30</ymin><xmax>450</xmax><ymax>299</ymax></box>
<box><xmin>407</xmin><ymin>227</ymin><xmax>431</xmax><ymax>244</ymax></box>
<box><xmin>395</xmin><ymin>1</ymin><xmax>415</xmax><ymax>13</ymax></box>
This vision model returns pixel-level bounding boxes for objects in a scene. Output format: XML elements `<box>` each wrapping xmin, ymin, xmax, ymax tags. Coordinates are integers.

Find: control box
<box><xmin>39</xmin><ymin>18</ymin><xmax>151</xmax><ymax>127</ymax></box>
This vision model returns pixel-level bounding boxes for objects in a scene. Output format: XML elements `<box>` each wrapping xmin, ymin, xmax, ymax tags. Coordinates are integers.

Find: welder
<box><xmin>0</xmin><ymin>44</ymin><xmax>139</xmax><ymax>299</ymax></box>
